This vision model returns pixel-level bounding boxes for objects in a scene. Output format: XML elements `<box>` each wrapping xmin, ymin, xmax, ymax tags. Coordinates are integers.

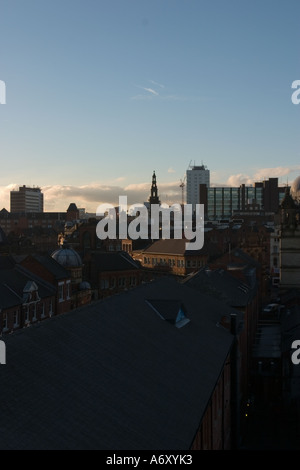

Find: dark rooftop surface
<box><xmin>91</xmin><ymin>251</ymin><xmax>140</xmax><ymax>272</ymax></box>
<box><xmin>183</xmin><ymin>267</ymin><xmax>256</xmax><ymax>308</ymax></box>
<box><xmin>0</xmin><ymin>277</ymin><xmax>234</xmax><ymax>450</ymax></box>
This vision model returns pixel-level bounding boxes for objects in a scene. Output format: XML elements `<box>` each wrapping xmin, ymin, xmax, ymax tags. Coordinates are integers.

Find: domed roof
<box><xmin>79</xmin><ymin>281</ymin><xmax>91</xmax><ymax>290</ymax></box>
<box><xmin>51</xmin><ymin>243</ymin><xmax>82</xmax><ymax>268</ymax></box>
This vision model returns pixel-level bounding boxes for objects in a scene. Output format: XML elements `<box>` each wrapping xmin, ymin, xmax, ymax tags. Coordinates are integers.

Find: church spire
<box><xmin>149</xmin><ymin>170</ymin><xmax>160</xmax><ymax>205</ymax></box>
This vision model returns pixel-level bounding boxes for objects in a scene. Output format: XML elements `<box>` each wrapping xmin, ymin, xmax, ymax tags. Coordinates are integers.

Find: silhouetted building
<box><xmin>279</xmin><ymin>187</ymin><xmax>300</xmax><ymax>290</ymax></box>
<box><xmin>10</xmin><ymin>185</ymin><xmax>43</xmax><ymax>213</ymax></box>
<box><xmin>200</xmin><ymin>178</ymin><xmax>286</xmax><ymax>220</ymax></box>
<box><xmin>187</xmin><ymin>164</ymin><xmax>210</xmax><ymax>208</ymax></box>
<box><xmin>148</xmin><ymin>171</ymin><xmax>160</xmax><ymax>205</ymax></box>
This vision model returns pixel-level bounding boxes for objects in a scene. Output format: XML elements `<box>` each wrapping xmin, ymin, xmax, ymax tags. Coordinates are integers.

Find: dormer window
<box><xmin>146</xmin><ymin>299</ymin><xmax>190</xmax><ymax>328</ymax></box>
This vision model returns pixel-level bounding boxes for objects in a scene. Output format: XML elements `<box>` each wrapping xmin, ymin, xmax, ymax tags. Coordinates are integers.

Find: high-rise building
<box><xmin>10</xmin><ymin>185</ymin><xmax>44</xmax><ymax>213</ymax></box>
<box><xmin>186</xmin><ymin>164</ymin><xmax>210</xmax><ymax>208</ymax></box>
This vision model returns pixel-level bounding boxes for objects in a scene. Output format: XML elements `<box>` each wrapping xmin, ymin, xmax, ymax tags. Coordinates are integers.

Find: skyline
<box><xmin>0</xmin><ymin>0</ymin><xmax>299</xmax><ymax>212</ymax></box>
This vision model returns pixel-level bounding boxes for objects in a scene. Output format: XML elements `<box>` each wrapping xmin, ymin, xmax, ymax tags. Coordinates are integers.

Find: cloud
<box><xmin>226</xmin><ymin>174</ymin><xmax>253</xmax><ymax>186</ymax></box>
<box><xmin>253</xmin><ymin>165</ymin><xmax>300</xmax><ymax>182</ymax></box>
<box><xmin>143</xmin><ymin>87</ymin><xmax>159</xmax><ymax>96</ymax></box>
<box><xmin>149</xmin><ymin>80</ymin><xmax>165</xmax><ymax>89</ymax></box>
<box><xmin>167</xmin><ymin>167</ymin><xmax>176</xmax><ymax>173</ymax></box>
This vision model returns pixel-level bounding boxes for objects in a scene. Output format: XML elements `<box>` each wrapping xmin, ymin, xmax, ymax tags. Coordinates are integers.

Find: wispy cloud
<box><xmin>143</xmin><ymin>87</ymin><xmax>159</xmax><ymax>96</ymax></box>
<box><xmin>168</xmin><ymin>167</ymin><xmax>176</xmax><ymax>173</ymax></box>
<box><xmin>149</xmin><ymin>80</ymin><xmax>165</xmax><ymax>89</ymax></box>
<box><xmin>253</xmin><ymin>165</ymin><xmax>300</xmax><ymax>182</ymax></box>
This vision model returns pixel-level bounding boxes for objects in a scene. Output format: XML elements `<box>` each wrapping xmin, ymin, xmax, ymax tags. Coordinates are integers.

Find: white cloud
<box><xmin>226</xmin><ymin>174</ymin><xmax>253</xmax><ymax>186</ymax></box>
<box><xmin>149</xmin><ymin>80</ymin><xmax>165</xmax><ymax>89</ymax></box>
<box><xmin>143</xmin><ymin>87</ymin><xmax>159</xmax><ymax>96</ymax></box>
<box><xmin>254</xmin><ymin>165</ymin><xmax>300</xmax><ymax>182</ymax></box>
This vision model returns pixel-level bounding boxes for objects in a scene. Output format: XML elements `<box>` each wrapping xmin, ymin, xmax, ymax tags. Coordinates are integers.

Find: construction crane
<box><xmin>179</xmin><ymin>175</ymin><xmax>186</xmax><ymax>206</ymax></box>
<box><xmin>179</xmin><ymin>161</ymin><xmax>192</xmax><ymax>206</ymax></box>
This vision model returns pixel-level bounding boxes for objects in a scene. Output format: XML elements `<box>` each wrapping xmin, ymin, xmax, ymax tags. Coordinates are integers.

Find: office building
<box><xmin>10</xmin><ymin>185</ymin><xmax>44</xmax><ymax>213</ymax></box>
<box><xmin>186</xmin><ymin>164</ymin><xmax>210</xmax><ymax>208</ymax></box>
<box><xmin>199</xmin><ymin>178</ymin><xmax>286</xmax><ymax>220</ymax></box>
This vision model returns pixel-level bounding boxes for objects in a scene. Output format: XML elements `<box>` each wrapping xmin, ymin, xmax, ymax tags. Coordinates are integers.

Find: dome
<box><xmin>51</xmin><ymin>244</ymin><xmax>82</xmax><ymax>268</ymax></box>
<box><xmin>79</xmin><ymin>281</ymin><xmax>91</xmax><ymax>290</ymax></box>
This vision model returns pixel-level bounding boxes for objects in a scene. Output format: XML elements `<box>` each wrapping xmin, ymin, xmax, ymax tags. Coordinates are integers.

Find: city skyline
<box><xmin>0</xmin><ymin>0</ymin><xmax>299</xmax><ymax>212</ymax></box>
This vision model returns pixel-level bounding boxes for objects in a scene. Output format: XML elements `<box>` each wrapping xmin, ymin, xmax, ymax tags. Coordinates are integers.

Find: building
<box><xmin>133</xmin><ymin>238</ymin><xmax>209</xmax><ymax>276</ymax></box>
<box><xmin>200</xmin><ymin>178</ymin><xmax>286</xmax><ymax>221</ymax></box>
<box><xmin>19</xmin><ymin>252</ymin><xmax>72</xmax><ymax>315</ymax></box>
<box><xmin>183</xmin><ymin>265</ymin><xmax>260</xmax><ymax>409</ymax></box>
<box><xmin>10</xmin><ymin>185</ymin><xmax>43</xmax><ymax>213</ymax></box>
<box><xmin>84</xmin><ymin>250</ymin><xmax>142</xmax><ymax>299</ymax></box>
<box><xmin>279</xmin><ymin>187</ymin><xmax>300</xmax><ymax>291</ymax></box>
<box><xmin>0</xmin><ymin>277</ymin><xmax>241</xmax><ymax>450</ymax></box>
<box><xmin>186</xmin><ymin>164</ymin><xmax>210</xmax><ymax>209</ymax></box>
<box><xmin>0</xmin><ymin>255</ymin><xmax>56</xmax><ymax>334</ymax></box>
<box><xmin>148</xmin><ymin>170</ymin><xmax>160</xmax><ymax>205</ymax></box>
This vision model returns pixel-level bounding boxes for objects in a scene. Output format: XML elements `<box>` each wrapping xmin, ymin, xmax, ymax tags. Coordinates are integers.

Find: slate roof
<box><xmin>0</xmin><ymin>277</ymin><xmax>235</xmax><ymax>450</ymax></box>
<box><xmin>183</xmin><ymin>267</ymin><xmax>257</xmax><ymax>308</ymax></box>
<box><xmin>91</xmin><ymin>251</ymin><xmax>140</xmax><ymax>272</ymax></box>
<box><xmin>142</xmin><ymin>238</ymin><xmax>208</xmax><ymax>256</ymax></box>
<box><xmin>27</xmin><ymin>254</ymin><xmax>71</xmax><ymax>280</ymax></box>
<box><xmin>0</xmin><ymin>264</ymin><xmax>55</xmax><ymax>309</ymax></box>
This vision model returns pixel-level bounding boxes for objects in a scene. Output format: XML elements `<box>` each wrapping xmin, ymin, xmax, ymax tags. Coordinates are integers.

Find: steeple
<box><xmin>149</xmin><ymin>171</ymin><xmax>160</xmax><ymax>205</ymax></box>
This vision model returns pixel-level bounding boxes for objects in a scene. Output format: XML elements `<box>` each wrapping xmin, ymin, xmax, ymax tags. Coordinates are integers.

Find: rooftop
<box><xmin>0</xmin><ymin>277</ymin><xmax>235</xmax><ymax>450</ymax></box>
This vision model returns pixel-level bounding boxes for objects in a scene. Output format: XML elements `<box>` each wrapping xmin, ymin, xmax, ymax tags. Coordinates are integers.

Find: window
<box><xmin>2</xmin><ymin>313</ymin><xmax>8</xmax><ymax>331</ymax></box>
<box><xmin>66</xmin><ymin>281</ymin><xmax>71</xmax><ymax>299</ymax></box>
<box><xmin>13</xmin><ymin>311</ymin><xmax>19</xmax><ymax>327</ymax></box>
<box><xmin>49</xmin><ymin>299</ymin><xmax>53</xmax><ymax>315</ymax></box>
<box><xmin>32</xmin><ymin>304</ymin><xmax>37</xmax><ymax>321</ymax></box>
<box><xmin>25</xmin><ymin>307</ymin><xmax>30</xmax><ymax>323</ymax></box>
<box><xmin>58</xmin><ymin>283</ymin><xmax>64</xmax><ymax>302</ymax></box>
<box><xmin>41</xmin><ymin>303</ymin><xmax>45</xmax><ymax>318</ymax></box>
<box><xmin>100</xmin><ymin>279</ymin><xmax>109</xmax><ymax>289</ymax></box>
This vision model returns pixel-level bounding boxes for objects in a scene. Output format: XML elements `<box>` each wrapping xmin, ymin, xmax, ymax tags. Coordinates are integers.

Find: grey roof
<box><xmin>183</xmin><ymin>267</ymin><xmax>256</xmax><ymax>308</ymax></box>
<box><xmin>142</xmin><ymin>238</ymin><xmax>208</xmax><ymax>256</ymax></box>
<box><xmin>0</xmin><ymin>265</ymin><xmax>55</xmax><ymax>309</ymax></box>
<box><xmin>0</xmin><ymin>277</ymin><xmax>234</xmax><ymax>450</ymax></box>
<box><xmin>91</xmin><ymin>251</ymin><xmax>140</xmax><ymax>272</ymax></box>
<box><xmin>27</xmin><ymin>254</ymin><xmax>71</xmax><ymax>280</ymax></box>
<box><xmin>51</xmin><ymin>246</ymin><xmax>82</xmax><ymax>269</ymax></box>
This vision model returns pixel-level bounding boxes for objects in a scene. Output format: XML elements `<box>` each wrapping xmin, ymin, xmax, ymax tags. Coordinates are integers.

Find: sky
<box><xmin>0</xmin><ymin>0</ymin><xmax>299</xmax><ymax>212</ymax></box>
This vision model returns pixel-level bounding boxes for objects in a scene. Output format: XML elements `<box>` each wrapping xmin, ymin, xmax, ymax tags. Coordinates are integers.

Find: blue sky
<box><xmin>0</xmin><ymin>0</ymin><xmax>299</xmax><ymax>211</ymax></box>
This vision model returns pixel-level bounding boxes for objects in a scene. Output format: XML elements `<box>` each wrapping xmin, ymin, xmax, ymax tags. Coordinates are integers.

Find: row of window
<box><xmin>2</xmin><ymin>300</ymin><xmax>54</xmax><ymax>332</ymax></box>
<box><xmin>100</xmin><ymin>276</ymin><xmax>137</xmax><ymax>290</ymax></box>
<box><xmin>143</xmin><ymin>257</ymin><xmax>205</xmax><ymax>268</ymax></box>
